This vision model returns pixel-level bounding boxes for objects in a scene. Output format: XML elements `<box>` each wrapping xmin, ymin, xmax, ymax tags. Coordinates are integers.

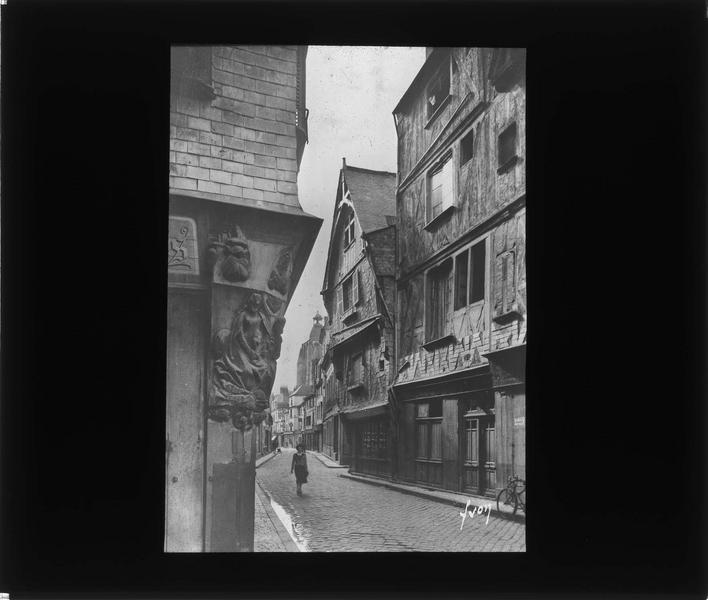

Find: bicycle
<box><xmin>496</xmin><ymin>475</ymin><xmax>526</xmax><ymax>515</ymax></box>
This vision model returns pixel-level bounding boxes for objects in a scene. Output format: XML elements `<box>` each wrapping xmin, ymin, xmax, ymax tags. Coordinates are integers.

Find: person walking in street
<box><xmin>291</xmin><ymin>443</ymin><xmax>309</xmax><ymax>496</ymax></box>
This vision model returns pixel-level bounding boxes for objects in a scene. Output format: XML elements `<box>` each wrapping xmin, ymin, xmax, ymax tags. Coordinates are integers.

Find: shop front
<box><xmin>392</xmin><ymin>365</ymin><xmax>497</xmax><ymax>496</ymax></box>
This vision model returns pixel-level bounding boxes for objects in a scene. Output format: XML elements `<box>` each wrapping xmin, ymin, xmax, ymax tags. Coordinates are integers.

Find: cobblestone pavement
<box><xmin>256</xmin><ymin>448</ymin><xmax>525</xmax><ymax>552</ymax></box>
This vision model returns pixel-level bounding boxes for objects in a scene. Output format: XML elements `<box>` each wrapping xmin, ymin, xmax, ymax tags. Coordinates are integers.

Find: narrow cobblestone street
<box><xmin>256</xmin><ymin>449</ymin><xmax>525</xmax><ymax>552</ymax></box>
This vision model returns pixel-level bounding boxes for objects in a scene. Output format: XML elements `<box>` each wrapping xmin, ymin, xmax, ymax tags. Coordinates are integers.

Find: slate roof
<box><xmin>344</xmin><ymin>166</ymin><xmax>397</xmax><ymax>235</ymax></box>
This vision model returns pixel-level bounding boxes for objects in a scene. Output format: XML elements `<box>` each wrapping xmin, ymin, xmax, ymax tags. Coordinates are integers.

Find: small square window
<box><xmin>460</xmin><ymin>129</ymin><xmax>474</xmax><ymax>166</ymax></box>
<box><xmin>498</xmin><ymin>122</ymin><xmax>518</xmax><ymax>169</ymax></box>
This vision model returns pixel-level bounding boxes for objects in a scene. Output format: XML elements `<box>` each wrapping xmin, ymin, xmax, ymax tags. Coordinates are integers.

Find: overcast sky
<box><xmin>273</xmin><ymin>46</ymin><xmax>426</xmax><ymax>394</ymax></box>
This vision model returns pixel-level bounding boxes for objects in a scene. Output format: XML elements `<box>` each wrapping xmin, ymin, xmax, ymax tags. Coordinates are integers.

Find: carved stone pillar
<box><xmin>167</xmin><ymin>194</ymin><xmax>321</xmax><ymax>552</ymax></box>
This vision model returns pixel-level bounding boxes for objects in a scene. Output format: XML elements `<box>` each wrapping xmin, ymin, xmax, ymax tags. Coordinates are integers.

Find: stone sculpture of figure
<box><xmin>211</xmin><ymin>292</ymin><xmax>274</xmax><ymax>429</ymax></box>
<box><xmin>208</xmin><ymin>226</ymin><xmax>251</xmax><ymax>283</ymax></box>
<box><xmin>268</xmin><ymin>247</ymin><xmax>293</xmax><ymax>296</ymax></box>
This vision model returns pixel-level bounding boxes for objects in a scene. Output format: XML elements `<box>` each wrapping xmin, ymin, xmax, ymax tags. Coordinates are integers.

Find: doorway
<box><xmin>462</xmin><ymin>411</ymin><xmax>497</xmax><ymax>497</ymax></box>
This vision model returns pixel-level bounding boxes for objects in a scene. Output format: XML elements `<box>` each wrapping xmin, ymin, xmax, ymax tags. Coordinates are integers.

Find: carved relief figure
<box><xmin>268</xmin><ymin>247</ymin><xmax>293</xmax><ymax>296</ymax></box>
<box><xmin>207</xmin><ymin>226</ymin><xmax>251</xmax><ymax>282</ymax></box>
<box><xmin>210</xmin><ymin>292</ymin><xmax>285</xmax><ymax>430</ymax></box>
<box><xmin>168</xmin><ymin>216</ymin><xmax>199</xmax><ymax>273</ymax></box>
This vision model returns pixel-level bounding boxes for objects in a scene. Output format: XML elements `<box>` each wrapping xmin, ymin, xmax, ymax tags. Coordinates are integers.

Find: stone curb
<box><xmin>255</xmin><ymin>480</ymin><xmax>301</xmax><ymax>552</ymax></box>
<box><xmin>339</xmin><ymin>472</ymin><xmax>526</xmax><ymax>524</ymax></box>
<box><xmin>255</xmin><ymin>451</ymin><xmax>278</xmax><ymax>468</ymax></box>
<box><xmin>309</xmin><ymin>451</ymin><xmax>350</xmax><ymax>469</ymax></box>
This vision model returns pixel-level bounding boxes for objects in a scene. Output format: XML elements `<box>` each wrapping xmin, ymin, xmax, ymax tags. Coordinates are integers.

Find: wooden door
<box><xmin>165</xmin><ymin>291</ymin><xmax>206</xmax><ymax>552</ymax></box>
<box><xmin>463</xmin><ymin>414</ymin><xmax>496</xmax><ymax>497</ymax></box>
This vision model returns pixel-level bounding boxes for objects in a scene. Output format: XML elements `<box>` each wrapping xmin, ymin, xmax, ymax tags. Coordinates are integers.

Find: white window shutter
<box><xmin>353</xmin><ymin>270</ymin><xmax>360</xmax><ymax>305</ymax></box>
<box><xmin>336</xmin><ymin>285</ymin><xmax>343</xmax><ymax>317</ymax></box>
<box><xmin>442</xmin><ymin>159</ymin><xmax>454</xmax><ymax>210</ymax></box>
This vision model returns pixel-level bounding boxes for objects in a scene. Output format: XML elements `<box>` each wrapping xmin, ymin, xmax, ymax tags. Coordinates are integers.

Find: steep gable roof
<box><xmin>321</xmin><ymin>160</ymin><xmax>397</xmax><ymax>296</ymax></box>
<box><xmin>343</xmin><ymin>166</ymin><xmax>397</xmax><ymax>235</ymax></box>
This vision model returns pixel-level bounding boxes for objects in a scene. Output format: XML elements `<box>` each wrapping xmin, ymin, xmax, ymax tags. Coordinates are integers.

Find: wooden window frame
<box><xmin>453</xmin><ymin>236</ymin><xmax>489</xmax><ymax>312</ymax></box>
<box><xmin>425</xmin><ymin>58</ymin><xmax>453</xmax><ymax>126</ymax></box>
<box><xmin>425</xmin><ymin>258</ymin><xmax>452</xmax><ymax>344</ymax></box>
<box><xmin>339</xmin><ymin>268</ymin><xmax>360</xmax><ymax>322</ymax></box>
<box><xmin>343</xmin><ymin>215</ymin><xmax>356</xmax><ymax>249</ymax></box>
<box><xmin>424</xmin><ymin>151</ymin><xmax>455</xmax><ymax>230</ymax></box>
<box><xmin>347</xmin><ymin>352</ymin><xmax>364</xmax><ymax>392</ymax></box>
<box><xmin>415</xmin><ymin>401</ymin><xmax>443</xmax><ymax>462</ymax></box>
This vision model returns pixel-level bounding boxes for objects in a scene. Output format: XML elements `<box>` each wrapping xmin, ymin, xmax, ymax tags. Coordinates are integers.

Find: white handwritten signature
<box><xmin>459</xmin><ymin>499</ymin><xmax>492</xmax><ymax>528</ymax></box>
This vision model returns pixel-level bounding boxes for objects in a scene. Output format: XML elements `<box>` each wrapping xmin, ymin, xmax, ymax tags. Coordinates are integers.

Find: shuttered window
<box><xmin>428</xmin><ymin>156</ymin><xmax>454</xmax><ymax>222</ymax></box>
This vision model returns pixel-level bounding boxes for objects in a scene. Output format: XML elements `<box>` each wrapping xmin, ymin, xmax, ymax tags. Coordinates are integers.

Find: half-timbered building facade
<box><xmin>391</xmin><ymin>47</ymin><xmax>526</xmax><ymax>498</ymax></box>
<box><xmin>320</xmin><ymin>161</ymin><xmax>397</xmax><ymax>477</ymax></box>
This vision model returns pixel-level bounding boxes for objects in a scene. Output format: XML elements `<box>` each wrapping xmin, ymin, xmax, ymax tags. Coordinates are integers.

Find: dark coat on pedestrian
<box><xmin>291</xmin><ymin>450</ymin><xmax>308</xmax><ymax>484</ymax></box>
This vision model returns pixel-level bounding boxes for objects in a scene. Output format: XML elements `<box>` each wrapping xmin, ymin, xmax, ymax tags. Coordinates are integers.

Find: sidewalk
<box><xmin>308</xmin><ymin>450</ymin><xmax>349</xmax><ymax>469</ymax></box>
<box><xmin>339</xmin><ymin>471</ymin><xmax>525</xmax><ymax>524</ymax></box>
<box><xmin>253</xmin><ymin>450</ymin><xmax>300</xmax><ymax>552</ymax></box>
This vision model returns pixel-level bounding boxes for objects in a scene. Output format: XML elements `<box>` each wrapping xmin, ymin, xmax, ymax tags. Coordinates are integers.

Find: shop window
<box><xmin>460</xmin><ymin>129</ymin><xmax>474</xmax><ymax>166</ymax></box>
